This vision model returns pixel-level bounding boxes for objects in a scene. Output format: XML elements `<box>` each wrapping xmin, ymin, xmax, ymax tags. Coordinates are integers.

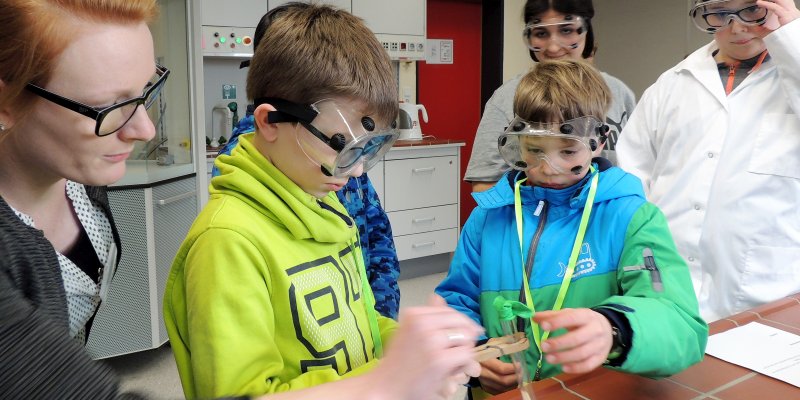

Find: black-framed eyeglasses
<box><xmin>25</xmin><ymin>64</ymin><xmax>170</xmax><ymax>137</ymax></box>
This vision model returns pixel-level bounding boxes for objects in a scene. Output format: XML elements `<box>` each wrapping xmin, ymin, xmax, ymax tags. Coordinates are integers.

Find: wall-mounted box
<box><xmin>201</xmin><ymin>26</ymin><xmax>256</xmax><ymax>57</ymax></box>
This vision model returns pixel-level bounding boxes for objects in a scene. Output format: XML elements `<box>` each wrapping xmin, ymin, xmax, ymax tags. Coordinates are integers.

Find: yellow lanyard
<box><xmin>513</xmin><ymin>168</ymin><xmax>598</xmax><ymax>374</ymax></box>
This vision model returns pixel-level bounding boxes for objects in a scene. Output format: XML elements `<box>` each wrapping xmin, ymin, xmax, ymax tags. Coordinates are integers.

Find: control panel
<box><xmin>376</xmin><ymin>33</ymin><xmax>426</xmax><ymax>61</ymax></box>
<box><xmin>201</xmin><ymin>25</ymin><xmax>255</xmax><ymax>57</ymax></box>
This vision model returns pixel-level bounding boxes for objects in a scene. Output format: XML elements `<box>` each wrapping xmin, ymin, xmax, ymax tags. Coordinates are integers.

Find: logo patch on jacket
<box><xmin>557</xmin><ymin>243</ymin><xmax>597</xmax><ymax>279</ymax></box>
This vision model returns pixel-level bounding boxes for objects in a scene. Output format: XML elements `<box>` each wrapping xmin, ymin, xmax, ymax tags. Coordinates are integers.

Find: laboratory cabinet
<box><xmin>378</xmin><ymin>143</ymin><xmax>463</xmax><ymax>261</ymax></box>
<box><xmin>86</xmin><ymin>176</ymin><xmax>197</xmax><ymax>359</ymax></box>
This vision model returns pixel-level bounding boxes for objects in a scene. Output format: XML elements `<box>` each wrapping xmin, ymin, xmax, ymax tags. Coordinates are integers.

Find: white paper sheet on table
<box><xmin>705</xmin><ymin>322</ymin><xmax>800</xmax><ymax>388</ymax></box>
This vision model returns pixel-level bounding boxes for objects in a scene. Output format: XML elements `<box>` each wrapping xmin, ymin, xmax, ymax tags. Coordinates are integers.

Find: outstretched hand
<box><xmin>758</xmin><ymin>0</ymin><xmax>800</xmax><ymax>30</ymax></box>
<box><xmin>377</xmin><ymin>294</ymin><xmax>484</xmax><ymax>400</ymax></box>
<box><xmin>533</xmin><ymin>308</ymin><xmax>613</xmax><ymax>374</ymax></box>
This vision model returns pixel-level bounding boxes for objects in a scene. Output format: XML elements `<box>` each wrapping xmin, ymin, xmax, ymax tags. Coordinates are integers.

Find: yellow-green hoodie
<box><xmin>163</xmin><ymin>134</ymin><xmax>397</xmax><ymax>399</ymax></box>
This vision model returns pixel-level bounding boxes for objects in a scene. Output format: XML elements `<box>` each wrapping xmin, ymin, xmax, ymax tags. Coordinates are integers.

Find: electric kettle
<box><xmin>398</xmin><ymin>103</ymin><xmax>428</xmax><ymax>140</ymax></box>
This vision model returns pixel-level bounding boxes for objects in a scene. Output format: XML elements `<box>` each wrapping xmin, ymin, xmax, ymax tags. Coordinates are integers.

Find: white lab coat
<box><xmin>617</xmin><ymin>20</ymin><xmax>800</xmax><ymax>322</ymax></box>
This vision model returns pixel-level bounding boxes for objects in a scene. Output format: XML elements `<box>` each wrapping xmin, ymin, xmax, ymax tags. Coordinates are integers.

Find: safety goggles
<box><xmin>523</xmin><ymin>16</ymin><xmax>587</xmax><ymax>53</ymax></box>
<box><xmin>26</xmin><ymin>64</ymin><xmax>170</xmax><ymax>136</ymax></box>
<box><xmin>690</xmin><ymin>0</ymin><xmax>768</xmax><ymax>33</ymax></box>
<box><xmin>498</xmin><ymin>116</ymin><xmax>608</xmax><ymax>175</ymax></box>
<box><xmin>255</xmin><ymin>97</ymin><xmax>399</xmax><ymax>178</ymax></box>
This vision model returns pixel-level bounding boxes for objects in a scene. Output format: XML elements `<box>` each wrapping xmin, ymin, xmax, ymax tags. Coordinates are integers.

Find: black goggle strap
<box><xmin>253</xmin><ymin>97</ymin><xmax>346</xmax><ymax>152</ymax></box>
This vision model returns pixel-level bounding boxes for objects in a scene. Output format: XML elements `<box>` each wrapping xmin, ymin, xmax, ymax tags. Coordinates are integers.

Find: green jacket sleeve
<box><xmin>179</xmin><ymin>229</ymin><xmax>381</xmax><ymax>399</ymax></box>
<box><xmin>599</xmin><ymin>202</ymin><xmax>708</xmax><ymax>378</ymax></box>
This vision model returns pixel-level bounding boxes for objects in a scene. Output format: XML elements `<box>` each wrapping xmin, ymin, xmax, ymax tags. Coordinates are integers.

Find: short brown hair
<box><xmin>246</xmin><ymin>4</ymin><xmax>397</xmax><ymax>124</ymax></box>
<box><xmin>513</xmin><ymin>59</ymin><xmax>611</xmax><ymax>122</ymax></box>
<box><xmin>0</xmin><ymin>0</ymin><xmax>158</xmax><ymax>123</ymax></box>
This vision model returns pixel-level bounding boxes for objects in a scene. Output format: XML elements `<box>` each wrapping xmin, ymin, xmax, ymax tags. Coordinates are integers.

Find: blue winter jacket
<box><xmin>437</xmin><ymin>163</ymin><xmax>707</xmax><ymax>379</ymax></box>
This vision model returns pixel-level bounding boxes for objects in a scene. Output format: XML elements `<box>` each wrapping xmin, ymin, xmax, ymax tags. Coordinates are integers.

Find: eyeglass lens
<box><xmin>97</xmin><ymin>70</ymin><xmax>167</xmax><ymax>136</ymax></box>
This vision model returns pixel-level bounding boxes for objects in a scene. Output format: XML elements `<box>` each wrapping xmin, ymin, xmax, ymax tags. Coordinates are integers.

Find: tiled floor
<box><xmin>109</xmin><ymin>271</ymin><xmax>465</xmax><ymax>399</ymax></box>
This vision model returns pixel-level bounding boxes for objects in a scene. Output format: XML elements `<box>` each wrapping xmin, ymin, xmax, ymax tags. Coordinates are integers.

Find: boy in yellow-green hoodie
<box><xmin>163</xmin><ymin>4</ymin><xmax>483</xmax><ymax>400</ymax></box>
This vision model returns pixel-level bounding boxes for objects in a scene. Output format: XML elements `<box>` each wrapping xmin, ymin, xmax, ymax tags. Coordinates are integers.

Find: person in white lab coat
<box><xmin>616</xmin><ymin>0</ymin><xmax>800</xmax><ymax>322</ymax></box>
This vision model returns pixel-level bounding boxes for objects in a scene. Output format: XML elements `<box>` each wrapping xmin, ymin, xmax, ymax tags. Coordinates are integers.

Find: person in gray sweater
<box><xmin>466</xmin><ymin>0</ymin><xmax>636</xmax><ymax>192</ymax></box>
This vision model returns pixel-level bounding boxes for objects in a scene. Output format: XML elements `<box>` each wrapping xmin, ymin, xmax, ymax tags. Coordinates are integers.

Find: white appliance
<box><xmin>398</xmin><ymin>103</ymin><xmax>428</xmax><ymax>140</ymax></box>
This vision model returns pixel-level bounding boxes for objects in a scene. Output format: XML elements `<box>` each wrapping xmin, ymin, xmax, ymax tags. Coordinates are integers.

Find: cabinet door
<box><xmin>89</xmin><ymin>188</ymin><xmax>152</xmax><ymax>359</ymax></box>
<box><xmin>367</xmin><ymin>161</ymin><xmax>385</xmax><ymax>203</ymax></box>
<box><xmin>152</xmin><ymin>177</ymin><xmax>197</xmax><ymax>343</ymax></box>
<box><xmin>352</xmin><ymin>0</ymin><xmax>425</xmax><ymax>36</ymax></box>
<box><xmin>383</xmin><ymin>155</ymin><xmax>458</xmax><ymax>212</ymax></box>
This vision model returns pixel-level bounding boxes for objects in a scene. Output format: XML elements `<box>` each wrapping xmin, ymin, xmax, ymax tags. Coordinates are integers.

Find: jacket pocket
<box><xmin>741</xmin><ymin>245</ymin><xmax>800</xmax><ymax>308</ymax></box>
<box><xmin>748</xmin><ymin>113</ymin><xmax>800</xmax><ymax>180</ymax></box>
<box><xmin>622</xmin><ymin>248</ymin><xmax>664</xmax><ymax>293</ymax></box>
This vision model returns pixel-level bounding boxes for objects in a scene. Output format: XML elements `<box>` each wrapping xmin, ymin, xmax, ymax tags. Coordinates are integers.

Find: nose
<box><xmin>545</xmin><ymin>39</ymin><xmax>563</xmax><ymax>54</ymax></box>
<box><xmin>117</xmin><ymin>105</ymin><xmax>156</xmax><ymax>143</ymax></box>
<box><xmin>728</xmin><ymin>18</ymin><xmax>748</xmax><ymax>33</ymax></box>
<box><xmin>536</xmin><ymin>159</ymin><xmax>559</xmax><ymax>176</ymax></box>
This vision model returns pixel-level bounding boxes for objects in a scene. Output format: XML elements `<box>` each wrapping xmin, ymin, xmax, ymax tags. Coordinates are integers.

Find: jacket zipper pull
<box><xmin>533</xmin><ymin>200</ymin><xmax>544</xmax><ymax>217</ymax></box>
<box><xmin>643</xmin><ymin>248</ymin><xmax>663</xmax><ymax>292</ymax></box>
<box><xmin>725</xmin><ymin>63</ymin><xmax>738</xmax><ymax>95</ymax></box>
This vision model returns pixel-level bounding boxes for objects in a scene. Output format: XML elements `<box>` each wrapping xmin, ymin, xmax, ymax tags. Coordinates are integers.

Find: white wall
<box><xmin>592</xmin><ymin>0</ymin><xmax>709</xmax><ymax>98</ymax></box>
<box><xmin>502</xmin><ymin>0</ymin><xmax>533</xmax><ymax>82</ymax></box>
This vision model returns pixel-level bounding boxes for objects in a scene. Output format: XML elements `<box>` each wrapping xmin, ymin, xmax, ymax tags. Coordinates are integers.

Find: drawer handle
<box><xmin>412</xmin><ymin>241</ymin><xmax>436</xmax><ymax>249</ymax></box>
<box><xmin>412</xmin><ymin>167</ymin><xmax>436</xmax><ymax>174</ymax></box>
<box><xmin>156</xmin><ymin>190</ymin><xmax>195</xmax><ymax>206</ymax></box>
<box><xmin>412</xmin><ymin>217</ymin><xmax>436</xmax><ymax>224</ymax></box>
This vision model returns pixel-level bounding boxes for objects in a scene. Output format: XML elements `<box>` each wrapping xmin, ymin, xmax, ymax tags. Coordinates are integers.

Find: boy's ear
<box><xmin>253</xmin><ymin>102</ymin><xmax>279</xmax><ymax>142</ymax></box>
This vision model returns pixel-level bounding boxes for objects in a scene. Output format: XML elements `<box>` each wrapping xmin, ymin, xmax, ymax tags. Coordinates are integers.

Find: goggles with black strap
<box><xmin>254</xmin><ymin>97</ymin><xmax>399</xmax><ymax>178</ymax></box>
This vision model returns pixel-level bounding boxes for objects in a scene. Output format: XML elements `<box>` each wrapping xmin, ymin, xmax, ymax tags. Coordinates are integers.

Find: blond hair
<box><xmin>0</xmin><ymin>0</ymin><xmax>158</xmax><ymax>123</ymax></box>
<box><xmin>514</xmin><ymin>60</ymin><xmax>611</xmax><ymax>122</ymax></box>
<box><xmin>246</xmin><ymin>4</ymin><xmax>397</xmax><ymax>125</ymax></box>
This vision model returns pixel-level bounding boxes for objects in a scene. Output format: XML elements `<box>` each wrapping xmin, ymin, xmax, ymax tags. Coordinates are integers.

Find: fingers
<box><xmin>478</xmin><ymin>359</ymin><xmax>519</xmax><ymax>395</ymax></box>
<box><xmin>533</xmin><ymin>308</ymin><xmax>602</xmax><ymax>332</ymax></box>
<box><xmin>397</xmin><ymin>310</ymin><xmax>483</xmax><ymax>349</ymax></box>
<box><xmin>480</xmin><ymin>358</ymin><xmax>517</xmax><ymax>375</ymax></box>
<box><xmin>757</xmin><ymin>0</ymin><xmax>800</xmax><ymax>26</ymax></box>
<box><xmin>534</xmin><ymin>309</ymin><xmax>613</xmax><ymax>374</ymax></box>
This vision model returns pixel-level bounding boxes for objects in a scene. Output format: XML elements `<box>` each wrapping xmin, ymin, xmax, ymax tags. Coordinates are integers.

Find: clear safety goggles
<box><xmin>522</xmin><ymin>15</ymin><xmax>587</xmax><ymax>53</ymax></box>
<box><xmin>498</xmin><ymin>116</ymin><xmax>608</xmax><ymax>175</ymax></box>
<box><xmin>256</xmin><ymin>97</ymin><xmax>399</xmax><ymax>178</ymax></box>
<box><xmin>690</xmin><ymin>0</ymin><xmax>768</xmax><ymax>33</ymax></box>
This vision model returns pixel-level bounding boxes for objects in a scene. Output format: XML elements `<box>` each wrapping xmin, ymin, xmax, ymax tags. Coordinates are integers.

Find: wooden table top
<box><xmin>490</xmin><ymin>293</ymin><xmax>800</xmax><ymax>400</ymax></box>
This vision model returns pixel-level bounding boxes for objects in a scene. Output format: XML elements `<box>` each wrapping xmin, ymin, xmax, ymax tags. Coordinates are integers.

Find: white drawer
<box><xmin>383</xmin><ymin>156</ymin><xmax>458</xmax><ymax>212</ymax></box>
<box><xmin>393</xmin><ymin>228</ymin><xmax>458</xmax><ymax>261</ymax></box>
<box><xmin>387</xmin><ymin>205</ymin><xmax>458</xmax><ymax>236</ymax></box>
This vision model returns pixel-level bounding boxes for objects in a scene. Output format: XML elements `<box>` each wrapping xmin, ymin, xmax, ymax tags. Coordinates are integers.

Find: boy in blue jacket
<box><xmin>436</xmin><ymin>60</ymin><xmax>707</xmax><ymax>395</ymax></box>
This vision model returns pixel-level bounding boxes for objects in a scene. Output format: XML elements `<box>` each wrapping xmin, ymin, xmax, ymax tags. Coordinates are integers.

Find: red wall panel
<box><xmin>418</xmin><ymin>0</ymin><xmax>482</xmax><ymax>225</ymax></box>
